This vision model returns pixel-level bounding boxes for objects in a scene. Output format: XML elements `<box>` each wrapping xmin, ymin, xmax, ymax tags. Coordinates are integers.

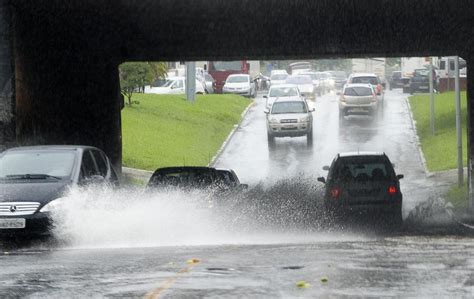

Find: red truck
<box><xmin>207</xmin><ymin>61</ymin><xmax>253</xmax><ymax>93</ymax></box>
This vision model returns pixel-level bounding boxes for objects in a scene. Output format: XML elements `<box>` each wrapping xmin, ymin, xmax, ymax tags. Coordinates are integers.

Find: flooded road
<box><xmin>1</xmin><ymin>90</ymin><xmax>474</xmax><ymax>298</ymax></box>
<box><xmin>2</xmin><ymin>235</ymin><xmax>474</xmax><ymax>297</ymax></box>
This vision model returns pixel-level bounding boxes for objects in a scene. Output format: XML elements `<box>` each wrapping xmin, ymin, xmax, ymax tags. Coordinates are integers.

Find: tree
<box><xmin>119</xmin><ymin>62</ymin><xmax>167</xmax><ymax>106</ymax></box>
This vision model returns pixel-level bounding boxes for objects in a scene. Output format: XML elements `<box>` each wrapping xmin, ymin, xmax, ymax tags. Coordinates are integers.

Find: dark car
<box><xmin>389</xmin><ymin>71</ymin><xmax>403</xmax><ymax>90</ymax></box>
<box><xmin>0</xmin><ymin>146</ymin><xmax>119</xmax><ymax>238</ymax></box>
<box><xmin>409</xmin><ymin>68</ymin><xmax>430</xmax><ymax>94</ymax></box>
<box><xmin>317</xmin><ymin>152</ymin><xmax>403</xmax><ymax>225</ymax></box>
<box><xmin>147</xmin><ymin>166</ymin><xmax>247</xmax><ymax>192</ymax></box>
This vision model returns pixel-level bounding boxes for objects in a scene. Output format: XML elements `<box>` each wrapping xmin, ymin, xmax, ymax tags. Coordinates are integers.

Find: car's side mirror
<box><xmin>317</xmin><ymin>177</ymin><xmax>326</xmax><ymax>184</ymax></box>
<box><xmin>397</xmin><ymin>174</ymin><xmax>404</xmax><ymax>180</ymax></box>
<box><xmin>322</xmin><ymin>165</ymin><xmax>330</xmax><ymax>171</ymax></box>
<box><xmin>264</xmin><ymin>109</ymin><xmax>270</xmax><ymax>114</ymax></box>
<box><xmin>336</xmin><ymin>91</ymin><xmax>341</xmax><ymax>95</ymax></box>
<box><xmin>310</xmin><ymin>108</ymin><xmax>315</xmax><ymax>112</ymax></box>
<box><xmin>263</xmin><ymin>95</ymin><xmax>268</xmax><ymax>99</ymax></box>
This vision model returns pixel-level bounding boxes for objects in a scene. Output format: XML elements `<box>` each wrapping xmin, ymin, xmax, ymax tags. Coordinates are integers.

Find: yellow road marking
<box><xmin>144</xmin><ymin>259</ymin><xmax>201</xmax><ymax>299</ymax></box>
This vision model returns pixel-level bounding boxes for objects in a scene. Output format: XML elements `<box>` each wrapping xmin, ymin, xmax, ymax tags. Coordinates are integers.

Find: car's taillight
<box><xmin>388</xmin><ymin>185</ymin><xmax>397</xmax><ymax>195</ymax></box>
<box><xmin>330</xmin><ymin>187</ymin><xmax>341</xmax><ymax>199</ymax></box>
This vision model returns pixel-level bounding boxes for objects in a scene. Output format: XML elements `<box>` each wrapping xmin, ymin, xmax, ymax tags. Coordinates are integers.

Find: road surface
<box><xmin>2</xmin><ymin>90</ymin><xmax>474</xmax><ymax>298</ymax></box>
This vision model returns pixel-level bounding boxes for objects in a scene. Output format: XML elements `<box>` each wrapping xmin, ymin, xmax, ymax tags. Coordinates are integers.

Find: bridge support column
<box><xmin>467</xmin><ymin>56</ymin><xmax>474</xmax><ymax>210</ymax></box>
<box><xmin>0</xmin><ymin>0</ymin><xmax>15</xmax><ymax>151</ymax></box>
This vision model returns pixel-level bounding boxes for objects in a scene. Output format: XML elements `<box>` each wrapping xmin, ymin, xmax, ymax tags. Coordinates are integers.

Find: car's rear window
<box><xmin>351</xmin><ymin>76</ymin><xmax>378</xmax><ymax>85</ymax></box>
<box><xmin>344</xmin><ymin>86</ymin><xmax>373</xmax><ymax>96</ymax></box>
<box><xmin>149</xmin><ymin>169</ymin><xmax>230</xmax><ymax>188</ymax></box>
<box><xmin>271</xmin><ymin>74</ymin><xmax>288</xmax><ymax>80</ymax></box>
<box><xmin>334</xmin><ymin>156</ymin><xmax>394</xmax><ymax>181</ymax></box>
<box><xmin>286</xmin><ymin>76</ymin><xmax>312</xmax><ymax>85</ymax></box>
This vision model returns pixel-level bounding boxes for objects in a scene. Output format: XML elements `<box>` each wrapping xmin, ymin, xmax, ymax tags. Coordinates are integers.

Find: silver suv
<box><xmin>265</xmin><ymin>98</ymin><xmax>314</xmax><ymax>144</ymax></box>
<box><xmin>339</xmin><ymin>83</ymin><xmax>378</xmax><ymax>120</ymax></box>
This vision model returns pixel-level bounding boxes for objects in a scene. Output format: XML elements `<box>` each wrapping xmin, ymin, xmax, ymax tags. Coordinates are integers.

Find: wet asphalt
<box><xmin>2</xmin><ymin>90</ymin><xmax>474</xmax><ymax>298</ymax></box>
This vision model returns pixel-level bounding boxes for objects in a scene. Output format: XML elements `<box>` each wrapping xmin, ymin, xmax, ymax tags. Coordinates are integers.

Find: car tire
<box><xmin>267</xmin><ymin>132</ymin><xmax>275</xmax><ymax>143</ymax></box>
<box><xmin>385</xmin><ymin>209</ymin><xmax>403</xmax><ymax>228</ymax></box>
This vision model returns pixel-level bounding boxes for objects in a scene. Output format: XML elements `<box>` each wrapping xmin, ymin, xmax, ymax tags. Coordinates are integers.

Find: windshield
<box><xmin>271</xmin><ymin>101</ymin><xmax>307</xmax><ymax>114</ymax></box>
<box><xmin>351</xmin><ymin>76</ymin><xmax>379</xmax><ymax>85</ymax></box>
<box><xmin>227</xmin><ymin>76</ymin><xmax>249</xmax><ymax>83</ymax></box>
<box><xmin>271</xmin><ymin>74</ymin><xmax>288</xmax><ymax>81</ymax></box>
<box><xmin>0</xmin><ymin>151</ymin><xmax>76</xmax><ymax>179</ymax></box>
<box><xmin>285</xmin><ymin>76</ymin><xmax>312</xmax><ymax>85</ymax></box>
<box><xmin>161</xmin><ymin>80</ymin><xmax>175</xmax><ymax>87</ymax></box>
<box><xmin>414</xmin><ymin>69</ymin><xmax>429</xmax><ymax>76</ymax></box>
<box><xmin>269</xmin><ymin>87</ymin><xmax>299</xmax><ymax>97</ymax></box>
<box><xmin>344</xmin><ymin>86</ymin><xmax>373</xmax><ymax>96</ymax></box>
<box><xmin>211</xmin><ymin>61</ymin><xmax>242</xmax><ymax>71</ymax></box>
<box><xmin>329</xmin><ymin>71</ymin><xmax>347</xmax><ymax>79</ymax></box>
<box><xmin>300</xmin><ymin>73</ymin><xmax>319</xmax><ymax>80</ymax></box>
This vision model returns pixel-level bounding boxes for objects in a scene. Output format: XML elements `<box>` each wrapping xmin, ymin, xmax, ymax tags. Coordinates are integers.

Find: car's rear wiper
<box><xmin>5</xmin><ymin>174</ymin><xmax>62</xmax><ymax>180</ymax></box>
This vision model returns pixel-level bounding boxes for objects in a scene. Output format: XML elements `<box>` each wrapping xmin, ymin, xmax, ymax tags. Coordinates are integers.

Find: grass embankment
<box><xmin>409</xmin><ymin>91</ymin><xmax>467</xmax><ymax>172</ymax></box>
<box><xmin>444</xmin><ymin>183</ymin><xmax>469</xmax><ymax>210</ymax></box>
<box><xmin>121</xmin><ymin>93</ymin><xmax>251</xmax><ymax>171</ymax></box>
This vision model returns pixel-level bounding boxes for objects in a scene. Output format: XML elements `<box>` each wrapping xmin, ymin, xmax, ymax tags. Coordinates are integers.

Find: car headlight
<box><xmin>269</xmin><ymin>117</ymin><xmax>279</xmax><ymax>123</ymax></box>
<box><xmin>299</xmin><ymin>116</ymin><xmax>310</xmax><ymax>122</ymax></box>
<box><xmin>39</xmin><ymin>197</ymin><xmax>67</xmax><ymax>213</ymax></box>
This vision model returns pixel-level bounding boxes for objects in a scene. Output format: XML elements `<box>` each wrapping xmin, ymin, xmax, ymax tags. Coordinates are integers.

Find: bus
<box><xmin>207</xmin><ymin>61</ymin><xmax>259</xmax><ymax>93</ymax></box>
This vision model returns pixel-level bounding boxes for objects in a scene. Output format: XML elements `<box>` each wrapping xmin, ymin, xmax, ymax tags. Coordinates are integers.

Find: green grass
<box><xmin>121</xmin><ymin>93</ymin><xmax>251</xmax><ymax>171</ymax></box>
<box><xmin>444</xmin><ymin>183</ymin><xmax>469</xmax><ymax>210</ymax></box>
<box><xmin>409</xmin><ymin>91</ymin><xmax>467</xmax><ymax>171</ymax></box>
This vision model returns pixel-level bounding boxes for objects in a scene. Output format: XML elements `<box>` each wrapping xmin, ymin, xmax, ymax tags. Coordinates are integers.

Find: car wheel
<box><xmin>267</xmin><ymin>132</ymin><xmax>275</xmax><ymax>143</ymax></box>
<box><xmin>385</xmin><ymin>209</ymin><xmax>403</xmax><ymax>228</ymax></box>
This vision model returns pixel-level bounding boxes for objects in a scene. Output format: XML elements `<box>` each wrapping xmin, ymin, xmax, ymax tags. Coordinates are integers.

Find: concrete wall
<box><xmin>0</xmin><ymin>0</ymin><xmax>15</xmax><ymax>152</ymax></box>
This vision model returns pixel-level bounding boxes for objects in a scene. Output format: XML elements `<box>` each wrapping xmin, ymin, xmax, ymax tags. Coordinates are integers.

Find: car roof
<box><xmin>3</xmin><ymin>145</ymin><xmax>98</xmax><ymax>152</ymax></box>
<box><xmin>153</xmin><ymin>166</ymin><xmax>217</xmax><ymax>173</ymax></box>
<box><xmin>338</xmin><ymin>151</ymin><xmax>385</xmax><ymax>158</ymax></box>
<box><xmin>269</xmin><ymin>84</ymin><xmax>298</xmax><ymax>89</ymax></box>
<box><xmin>228</xmin><ymin>74</ymin><xmax>249</xmax><ymax>77</ymax></box>
<box><xmin>349</xmin><ymin>73</ymin><xmax>378</xmax><ymax>78</ymax></box>
<box><xmin>343</xmin><ymin>83</ymin><xmax>373</xmax><ymax>88</ymax></box>
<box><xmin>273</xmin><ymin>97</ymin><xmax>306</xmax><ymax>103</ymax></box>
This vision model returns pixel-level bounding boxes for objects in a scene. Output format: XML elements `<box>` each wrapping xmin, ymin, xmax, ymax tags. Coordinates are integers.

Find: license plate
<box><xmin>420</xmin><ymin>86</ymin><xmax>428</xmax><ymax>89</ymax></box>
<box><xmin>0</xmin><ymin>218</ymin><xmax>26</xmax><ymax>229</ymax></box>
<box><xmin>351</xmin><ymin>108</ymin><xmax>366</xmax><ymax>112</ymax></box>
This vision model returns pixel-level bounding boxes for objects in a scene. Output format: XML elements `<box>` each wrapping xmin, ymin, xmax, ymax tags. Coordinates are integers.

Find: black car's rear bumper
<box><xmin>325</xmin><ymin>198</ymin><xmax>402</xmax><ymax>215</ymax></box>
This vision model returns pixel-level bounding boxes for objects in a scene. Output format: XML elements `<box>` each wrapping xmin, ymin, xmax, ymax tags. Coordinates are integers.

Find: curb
<box><xmin>404</xmin><ymin>95</ymin><xmax>430</xmax><ymax>176</ymax></box>
<box><xmin>208</xmin><ymin>100</ymin><xmax>255</xmax><ymax>167</ymax></box>
<box><xmin>122</xmin><ymin>166</ymin><xmax>153</xmax><ymax>181</ymax></box>
<box><xmin>405</xmin><ymin>94</ymin><xmax>466</xmax><ymax>182</ymax></box>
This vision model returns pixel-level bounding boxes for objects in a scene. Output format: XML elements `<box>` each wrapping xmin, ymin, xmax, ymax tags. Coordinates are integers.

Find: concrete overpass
<box><xmin>0</xmin><ymin>0</ymin><xmax>473</xmax><ymax>198</ymax></box>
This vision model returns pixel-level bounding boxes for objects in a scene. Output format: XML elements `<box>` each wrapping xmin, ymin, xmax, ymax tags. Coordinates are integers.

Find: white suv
<box><xmin>265</xmin><ymin>98</ymin><xmax>315</xmax><ymax>144</ymax></box>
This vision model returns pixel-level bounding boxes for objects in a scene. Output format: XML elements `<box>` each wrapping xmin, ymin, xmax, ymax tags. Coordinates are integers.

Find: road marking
<box><xmin>144</xmin><ymin>259</ymin><xmax>201</xmax><ymax>299</ymax></box>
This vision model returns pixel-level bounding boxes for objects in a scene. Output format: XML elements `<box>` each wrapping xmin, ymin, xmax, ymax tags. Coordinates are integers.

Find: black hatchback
<box><xmin>318</xmin><ymin>152</ymin><xmax>403</xmax><ymax>225</ymax></box>
<box><xmin>0</xmin><ymin>145</ymin><xmax>119</xmax><ymax>238</ymax></box>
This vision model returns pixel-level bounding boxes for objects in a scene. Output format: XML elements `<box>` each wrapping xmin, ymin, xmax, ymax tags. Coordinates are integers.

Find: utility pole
<box><xmin>454</xmin><ymin>56</ymin><xmax>463</xmax><ymax>186</ymax></box>
<box><xmin>185</xmin><ymin>62</ymin><xmax>196</xmax><ymax>102</ymax></box>
<box><xmin>429</xmin><ymin>58</ymin><xmax>435</xmax><ymax>135</ymax></box>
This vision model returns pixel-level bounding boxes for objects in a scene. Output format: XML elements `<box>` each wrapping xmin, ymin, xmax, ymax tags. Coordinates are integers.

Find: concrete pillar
<box><xmin>467</xmin><ymin>56</ymin><xmax>474</xmax><ymax>209</ymax></box>
<box><xmin>0</xmin><ymin>0</ymin><xmax>15</xmax><ymax>151</ymax></box>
